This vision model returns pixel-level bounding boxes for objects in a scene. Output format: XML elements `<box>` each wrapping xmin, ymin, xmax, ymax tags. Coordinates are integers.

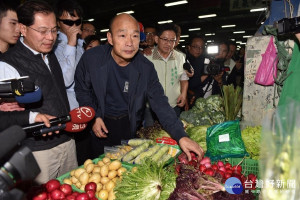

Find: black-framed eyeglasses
<box><xmin>191</xmin><ymin>45</ymin><xmax>204</xmax><ymax>50</ymax></box>
<box><xmin>58</xmin><ymin>19</ymin><xmax>82</xmax><ymax>26</ymax></box>
<box><xmin>159</xmin><ymin>37</ymin><xmax>176</xmax><ymax>44</ymax></box>
<box><xmin>27</xmin><ymin>26</ymin><xmax>59</xmax><ymax>36</ymax></box>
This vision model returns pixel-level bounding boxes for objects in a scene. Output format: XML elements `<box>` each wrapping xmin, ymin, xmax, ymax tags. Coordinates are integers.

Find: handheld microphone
<box><xmin>22</xmin><ymin>106</ymin><xmax>95</xmax><ymax>136</ymax></box>
<box><xmin>14</xmin><ymin>87</ymin><xmax>42</xmax><ymax>104</ymax></box>
<box><xmin>0</xmin><ymin>79</ymin><xmax>35</xmax><ymax>96</ymax></box>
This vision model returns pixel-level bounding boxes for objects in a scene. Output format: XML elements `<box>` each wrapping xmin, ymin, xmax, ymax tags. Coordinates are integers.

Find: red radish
<box><xmin>85</xmin><ymin>182</ymin><xmax>97</xmax><ymax>192</ymax></box>
<box><xmin>199</xmin><ymin>164</ymin><xmax>206</xmax><ymax>172</ymax></box>
<box><xmin>190</xmin><ymin>152</ymin><xmax>197</xmax><ymax>160</ymax></box>
<box><xmin>217</xmin><ymin>161</ymin><xmax>224</xmax><ymax>167</ymax></box>
<box><xmin>45</xmin><ymin>179</ymin><xmax>61</xmax><ymax>193</ymax></box>
<box><xmin>60</xmin><ymin>184</ymin><xmax>72</xmax><ymax>196</ymax></box>
<box><xmin>224</xmin><ymin>173</ymin><xmax>232</xmax><ymax>179</ymax></box>
<box><xmin>75</xmin><ymin>193</ymin><xmax>89</xmax><ymax>200</ymax></box>
<box><xmin>225</xmin><ymin>169</ymin><xmax>233</xmax><ymax>174</ymax></box>
<box><xmin>204</xmin><ymin>162</ymin><xmax>211</xmax><ymax>169</ymax></box>
<box><xmin>233</xmin><ymin>169</ymin><xmax>242</xmax><ymax>175</ymax></box>
<box><xmin>233</xmin><ymin>165</ymin><xmax>242</xmax><ymax>172</ymax></box>
<box><xmin>86</xmin><ymin>190</ymin><xmax>96</xmax><ymax>198</ymax></box>
<box><xmin>50</xmin><ymin>189</ymin><xmax>65</xmax><ymax>200</ymax></box>
<box><xmin>72</xmin><ymin>192</ymin><xmax>80</xmax><ymax>197</ymax></box>
<box><xmin>203</xmin><ymin>168</ymin><xmax>215</xmax><ymax>176</ymax></box>
<box><xmin>211</xmin><ymin>164</ymin><xmax>218</xmax><ymax>171</ymax></box>
<box><xmin>225</xmin><ymin>163</ymin><xmax>232</xmax><ymax>169</ymax></box>
<box><xmin>217</xmin><ymin>170</ymin><xmax>225</xmax><ymax>178</ymax></box>
<box><xmin>47</xmin><ymin>193</ymin><xmax>53</xmax><ymax>200</ymax></box>
<box><xmin>33</xmin><ymin>192</ymin><xmax>47</xmax><ymax>200</ymax></box>
<box><xmin>66</xmin><ymin>195</ymin><xmax>76</xmax><ymax>200</ymax></box>
<box><xmin>218</xmin><ymin>166</ymin><xmax>226</xmax><ymax>172</ymax></box>
<box><xmin>200</xmin><ymin>157</ymin><xmax>211</xmax><ymax>165</ymax></box>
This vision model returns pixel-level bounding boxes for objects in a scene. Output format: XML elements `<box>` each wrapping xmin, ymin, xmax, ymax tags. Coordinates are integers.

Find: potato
<box><xmin>117</xmin><ymin>167</ymin><xmax>127</xmax><ymax>176</ymax></box>
<box><xmin>111</xmin><ymin>177</ymin><xmax>118</xmax><ymax>183</ymax></box>
<box><xmin>131</xmin><ymin>166</ymin><xmax>138</xmax><ymax>173</ymax></box>
<box><xmin>100</xmin><ymin>177</ymin><xmax>110</xmax><ymax>185</ymax></box>
<box><xmin>98</xmin><ymin>160</ymin><xmax>105</xmax><ymax>167</ymax></box>
<box><xmin>108</xmin><ymin>160</ymin><xmax>121</xmax><ymax>171</ymax></box>
<box><xmin>102</xmin><ymin>157</ymin><xmax>111</xmax><ymax>164</ymax></box>
<box><xmin>75</xmin><ymin>181</ymin><xmax>81</xmax><ymax>189</ymax></box>
<box><xmin>70</xmin><ymin>169</ymin><xmax>75</xmax><ymax>176</ymax></box>
<box><xmin>74</xmin><ymin>168</ymin><xmax>86</xmax><ymax>178</ymax></box>
<box><xmin>96</xmin><ymin>183</ymin><xmax>103</xmax><ymax>192</ymax></box>
<box><xmin>84</xmin><ymin>159</ymin><xmax>93</xmax><ymax>168</ymax></box>
<box><xmin>108</xmin><ymin>170</ymin><xmax>117</xmax><ymax>180</ymax></box>
<box><xmin>79</xmin><ymin>172</ymin><xmax>89</xmax><ymax>185</ymax></box>
<box><xmin>89</xmin><ymin>173</ymin><xmax>101</xmax><ymax>183</ymax></box>
<box><xmin>86</xmin><ymin>163</ymin><xmax>95</xmax><ymax>173</ymax></box>
<box><xmin>71</xmin><ymin>176</ymin><xmax>79</xmax><ymax>184</ymax></box>
<box><xmin>105</xmin><ymin>181</ymin><xmax>115</xmax><ymax>192</ymax></box>
<box><xmin>98</xmin><ymin>189</ymin><xmax>109</xmax><ymax>200</ymax></box>
<box><xmin>80</xmin><ymin>184</ymin><xmax>85</xmax><ymax>191</ymax></box>
<box><xmin>93</xmin><ymin>166</ymin><xmax>101</xmax><ymax>173</ymax></box>
<box><xmin>108</xmin><ymin>189</ymin><xmax>116</xmax><ymax>200</ymax></box>
<box><xmin>100</xmin><ymin>165</ymin><xmax>109</xmax><ymax>177</ymax></box>
<box><xmin>63</xmin><ymin>178</ymin><xmax>72</xmax><ymax>185</ymax></box>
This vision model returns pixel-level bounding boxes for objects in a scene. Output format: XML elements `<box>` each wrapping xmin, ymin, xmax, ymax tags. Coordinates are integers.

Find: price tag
<box><xmin>219</xmin><ymin>133</ymin><xmax>230</xmax><ymax>142</ymax></box>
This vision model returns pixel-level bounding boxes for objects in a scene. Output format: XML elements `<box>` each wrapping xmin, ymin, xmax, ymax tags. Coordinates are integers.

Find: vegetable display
<box><xmin>114</xmin><ymin>160</ymin><xmax>177</xmax><ymax>200</ymax></box>
<box><xmin>186</xmin><ymin>125</ymin><xmax>209</xmax><ymax>151</ymax></box>
<box><xmin>222</xmin><ymin>84</ymin><xmax>243</xmax><ymax>121</ymax></box>
<box><xmin>136</xmin><ymin>121</ymin><xmax>171</xmax><ymax>140</ymax></box>
<box><xmin>180</xmin><ymin>95</ymin><xmax>225</xmax><ymax>126</ymax></box>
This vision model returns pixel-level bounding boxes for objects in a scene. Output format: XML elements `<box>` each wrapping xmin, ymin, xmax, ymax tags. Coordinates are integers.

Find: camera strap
<box><xmin>203</xmin><ymin>78</ymin><xmax>214</xmax><ymax>95</ymax></box>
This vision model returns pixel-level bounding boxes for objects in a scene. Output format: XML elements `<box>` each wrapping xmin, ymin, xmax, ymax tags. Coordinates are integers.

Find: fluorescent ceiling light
<box><xmin>230</xmin><ymin>39</ymin><xmax>235</xmax><ymax>41</ymax></box>
<box><xmin>165</xmin><ymin>0</ymin><xmax>188</xmax><ymax>7</ymax></box>
<box><xmin>87</xmin><ymin>18</ymin><xmax>94</xmax><ymax>22</ymax></box>
<box><xmin>182</xmin><ymin>45</ymin><xmax>185</xmax><ymax>47</ymax></box>
<box><xmin>236</xmin><ymin>41</ymin><xmax>242</xmax><ymax>43</ymax></box>
<box><xmin>179</xmin><ymin>39</ymin><xmax>185</xmax><ymax>42</ymax></box>
<box><xmin>158</xmin><ymin>20</ymin><xmax>173</xmax><ymax>24</ymax></box>
<box><xmin>221</xmin><ymin>24</ymin><xmax>236</xmax><ymax>28</ymax></box>
<box><xmin>243</xmin><ymin>35</ymin><xmax>252</xmax><ymax>38</ymax></box>
<box><xmin>241</xmin><ymin>42</ymin><xmax>246</xmax><ymax>45</ymax></box>
<box><xmin>100</xmin><ymin>29</ymin><xmax>109</xmax><ymax>32</ymax></box>
<box><xmin>233</xmin><ymin>31</ymin><xmax>245</xmax><ymax>34</ymax></box>
<box><xmin>205</xmin><ymin>33</ymin><xmax>215</xmax><ymax>36</ymax></box>
<box><xmin>180</xmin><ymin>35</ymin><xmax>189</xmax><ymax>38</ymax></box>
<box><xmin>250</xmin><ymin>7</ymin><xmax>267</xmax><ymax>12</ymax></box>
<box><xmin>198</xmin><ymin>14</ymin><xmax>217</xmax><ymax>19</ymax></box>
<box><xmin>117</xmin><ymin>10</ymin><xmax>134</xmax><ymax>15</ymax></box>
<box><xmin>188</xmin><ymin>28</ymin><xmax>200</xmax><ymax>31</ymax></box>
<box><xmin>207</xmin><ymin>40</ymin><xmax>212</xmax><ymax>43</ymax></box>
<box><xmin>100</xmin><ymin>38</ymin><xmax>107</xmax><ymax>41</ymax></box>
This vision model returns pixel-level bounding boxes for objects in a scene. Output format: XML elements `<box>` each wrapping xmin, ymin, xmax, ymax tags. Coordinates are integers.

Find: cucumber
<box><xmin>122</xmin><ymin>142</ymin><xmax>150</xmax><ymax>162</ymax></box>
<box><xmin>152</xmin><ymin>145</ymin><xmax>169</xmax><ymax>162</ymax></box>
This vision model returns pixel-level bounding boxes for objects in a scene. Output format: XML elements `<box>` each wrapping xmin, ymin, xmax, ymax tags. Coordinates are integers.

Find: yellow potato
<box><xmin>96</xmin><ymin>183</ymin><xmax>103</xmax><ymax>192</ymax></box>
<box><xmin>88</xmin><ymin>173</ymin><xmax>101</xmax><ymax>183</ymax></box>
<box><xmin>79</xmin><ymin>172</ymin><xmax>89</xmax><ymax>185</ymax></box>
<box><xmin>102</xmin><ymin>157</ymin><xmax>111</xmax><ymax>164</ymax></box>
<box><xmin>108</xmin><ymin>160</ymin><xmax>121</xmax><ymax>171</ymax></box>
<box><xmin>108</xmin><ymin>170</ymin><xmax>117</xmax><ymax>180</ymax></box>
<box><xmin>105</xmin><ymin>181</ymin><xmax>115</xmax><ymax>192</ymax></box>
<box><xmin>108</xmin><ymin>189</ymin><xmax>116</xmax><ymax>200</ymax></box>
<box><xmin>71</xmin><ymin>176</ymin><xmax>79</xmax><ymax>184</ymax></box>
<box><xmin>111</xmin><ymin>177</ymin><xmax>118</xmax><ymax>183</ymax></box>
<box><xmin>93</xmin><ymin>166</ymin><xmax>101</xmax><ymax>173</ymax></box>
<box><xmin>84</xmin><ymin>159</ymin><xmax>93</xmax><ymax>168</ymax></box>
<box><xmin>98</xmin><ymin>189</ymin><xmax>109</xmax><ymax>200</ymax></box>
<box><xmin>74</xmin><ymin>168</ymin><xmax>86</xmax><ymax>178</ymax></box>
<box><xmin>63</xmin><ymin>178</ymin><xmax>72</xmax><ymax>185</ymax></box>
<box><xmin>86</xmin><ymin>163</ymin><xmax>95</xmax><ymax>173</ymax></box>
<box><xmin>70</xmin><ymin>170</ymin><xmax>75</xmax><ymax>176</ymax></box>
<box><xmin>117</xmin><ymin>167</ymin><xmax>127</xmax><ymax>176</ymax></box>
<box><xmin>131</xmin><ymin>166</ymin><xmax>138</xmax><ymax>173</ymax></box>
<box><xmin>100</xmin><ymin>177</ymin><xmax>110</xmax><ymax>185</ymax></box>
<box><xmin>100</xmin><ymin>165</ymin><xmax>109</xmax><ymax>177</ymax></box>
<box><xmin>98</xmin><ymin>160</ymin><xmax>105</xmax><ymax>167</ymax></box>
<box><xmin>80</xmin><ymin>184</ymin><xmax>85</xmax><ymax>191</ymax></box>
<box><xmin>75</xmin><ymin>181</ymin><xmax>81</xmax><ymax>189</ymax></box>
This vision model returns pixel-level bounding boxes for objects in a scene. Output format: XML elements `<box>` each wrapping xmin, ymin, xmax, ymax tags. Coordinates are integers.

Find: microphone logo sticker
<box><xmin>72</xmin><ymin>123</ymin><xmax>87</xmax><ymax>130</ymax></box>
<box><xmin>76</xmin><ymin>107</ymin><xmax>94</xmax><ymax>119</ymax></box>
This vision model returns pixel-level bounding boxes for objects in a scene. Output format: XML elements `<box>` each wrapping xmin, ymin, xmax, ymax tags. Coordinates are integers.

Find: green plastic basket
<box><xmin>220</xmin><ymin>157</ymin><xmax>259</xmax><ymax>178</ymax></box>
<box><xmin>56</xmin><ymin>154</ymin><xmax>134</xmax><ymax>199</ymax></box>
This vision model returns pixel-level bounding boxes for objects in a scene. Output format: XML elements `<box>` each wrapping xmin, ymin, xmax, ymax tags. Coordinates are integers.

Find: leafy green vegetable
<box><xmin>137</xmin><ymin>121</ymin><xmax>171</xmax><ymax>140</ymax></box>
<box><xmin>222</xmin><ymin>84</ymin><xmax>243</xmax><ymax>121</ymax></box>
<box><xmin>241</xmin><ymin>126</ymin><xmax>261</xmax><ymax>160</ymax></box>
<box><xmin>194</xmin><ymin>98</ymin><xmax>206</xmax><ymax>111</ymax></box>
<box><xmin>186</xmin><ymin>125</ymin><xmax>210</xmax><ymax>151</ymax></box>
<box><xmin>114</xmin><ymin>160</ymin><xmax>176</xmax><ymax>200</ymax></box>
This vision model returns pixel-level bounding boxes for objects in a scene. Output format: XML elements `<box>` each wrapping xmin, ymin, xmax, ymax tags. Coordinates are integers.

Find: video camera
<box><xmin>0</xmin><ymin>126</ymin><xmax>40</xmax><ymax>200</ymax></box>
<box><xmin>276</xmin><ymin>16</ymin><xmax>300</xmax><ymax>35</ymax></box>
<box><xmin>203</xmin><ymin>45</ymin><xmax>230</xmax><ymax>75</ymax></box>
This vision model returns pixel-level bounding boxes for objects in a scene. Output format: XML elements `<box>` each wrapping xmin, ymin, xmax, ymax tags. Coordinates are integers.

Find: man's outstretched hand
<box><xmin>179</xmin><ymin>137</ymin><xmax>204</xmax><ymax>161</ymax></box>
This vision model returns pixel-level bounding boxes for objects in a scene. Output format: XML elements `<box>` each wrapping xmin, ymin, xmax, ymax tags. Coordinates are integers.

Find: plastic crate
<box><xmin>56</xmin><ymin>154</ymin><xmax>134</xmax><ymax>199</ymax></box>
<box><xmin>221</xmin><ymin>157</ymin><xmax>259</xmax><ymax>178</ymax></box>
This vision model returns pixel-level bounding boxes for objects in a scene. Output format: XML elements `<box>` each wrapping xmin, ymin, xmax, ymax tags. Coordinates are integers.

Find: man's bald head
<box><xmin>109</xmin><ymin>13</ymin><xmax>139</xmax><ymax>34</ymax></box>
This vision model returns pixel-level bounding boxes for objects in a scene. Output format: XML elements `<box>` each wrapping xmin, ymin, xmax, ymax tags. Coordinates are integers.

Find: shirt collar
<box><xmin>152</xmin><ymin>46</ymin><xmax>175</xmax><ymax>61</ymax></box>
<box><xmin>20</xmin><ymin>37</ymin><xmax>41</xmax><ymax>56</ymax></box>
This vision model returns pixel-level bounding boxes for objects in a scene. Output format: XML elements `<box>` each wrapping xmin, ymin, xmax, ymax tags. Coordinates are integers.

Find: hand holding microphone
<box><xmin>23</xmin><ymin>106</ymin><xmax>95</xmax><ymax>136</ymax></box>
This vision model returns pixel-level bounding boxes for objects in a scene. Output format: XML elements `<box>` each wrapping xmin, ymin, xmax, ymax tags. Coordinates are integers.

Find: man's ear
<box><xmin>19</xmin><ymin>23</ymin><xmax>27</xmax><ymax>37</ymax></box>
<box><xmin>107</xmin><ymin>32</ymin><xmax>113</xmax><ymax>46</ymax></box>
<box><xmin>154</xmin><ymin>35</ymin><xmax>159</xmax><ymax>44</ymax></box>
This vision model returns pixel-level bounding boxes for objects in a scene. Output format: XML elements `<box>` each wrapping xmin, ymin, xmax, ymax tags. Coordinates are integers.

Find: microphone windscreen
<box><xmin>69</xmin><ymin>106</ymin><xmax>95</xmax><ymax>124</ymax></box>
<box><xmin>0</xmin><ymin>125</ymin><xmax>26</xmax><ymax>160</ymax></box>
<box><xmin>65</xmin><ymin>122</ymin><xmax>87</xmax><ymax>132</ymax></box>
<box><xmin>15</xmin><ymin>87</ymin><xmax>42</xmax><ymax>104</ymax></box>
